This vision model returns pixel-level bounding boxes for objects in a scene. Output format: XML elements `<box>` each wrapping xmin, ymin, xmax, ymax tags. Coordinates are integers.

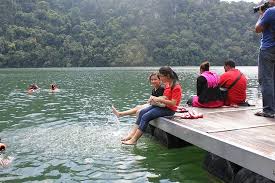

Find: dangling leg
<box><xmin>122</xmin><ymin>128</ymin><xmax>143</xmax><ymax>145</ymax></box>
<box><xmin>121</xmin><ymin>124</ymin><xmax>138</xmax><ymax>141</ymax></box>
<box><xmin>112</xmin><ymin>105</ymin><xmax>140</xmax><ymax>117</ymax></box>
<box><xmin>121</xmin><ymin>106</ymin><xmax>154</xmax><ymax>141</ymax></box>
<box><xmin>123</xmin><ymin>107</ymin><xmax>175</xmax><ymax>145</ymax></box>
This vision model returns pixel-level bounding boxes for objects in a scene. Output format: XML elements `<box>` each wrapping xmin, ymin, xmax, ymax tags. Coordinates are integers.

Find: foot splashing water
<box><xmin>0</xmin><ymin>154</ymin><xmax>14</xmax><ymax>168</ymax></box>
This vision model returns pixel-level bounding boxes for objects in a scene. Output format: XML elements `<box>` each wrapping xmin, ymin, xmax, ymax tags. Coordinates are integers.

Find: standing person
<box><xmin>219</xmin><ymin>60</ymin><xmax>247</xmax><ymax>106</ymax></box>
<box><xmin>188</xmin><ymin>61</ymin><xmax>223</xmax><ymax>108</ymax></box>
<box><xmin>122</xmin><ymin>66</ymin><xmax>182</xmax><ymax>145</ymax></box>
<box><xmin>255</xmin><ymin>0</ymin><xmax>275</xmax><ymax>118</ymax></box>
<box><xmin>112</xmin><ymin>72</ymin><xmax>165</xmax><ymax>117</ymax></box>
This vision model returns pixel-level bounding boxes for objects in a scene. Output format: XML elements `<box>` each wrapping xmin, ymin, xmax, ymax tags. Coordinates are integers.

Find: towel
<box><xmin>176</xmin><ymin>110</ymin><xmax>203</xmax><ymax>119</ymax></box>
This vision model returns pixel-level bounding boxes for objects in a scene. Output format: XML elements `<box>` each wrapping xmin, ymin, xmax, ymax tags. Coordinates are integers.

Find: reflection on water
<box><xmin>0</xmin><ymin>67</ymin><xmax>258</xmax><ymax>182</ymax></box>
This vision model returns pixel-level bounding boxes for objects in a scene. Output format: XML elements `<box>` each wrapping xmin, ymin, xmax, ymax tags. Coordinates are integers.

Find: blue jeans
<box><xmin>136</xmin><ymin>105</ymin><xmax>175</xmax><ymax>132</ymax></box>
<box><xmin>258</xmin><ymin>47</ymin><xmax>275</xmax><ymax>113</ymax></box>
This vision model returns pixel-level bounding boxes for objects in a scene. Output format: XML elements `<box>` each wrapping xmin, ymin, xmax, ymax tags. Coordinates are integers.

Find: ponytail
<box><xmin>171</xmin><ymin>70</ymin><xmax>179</xmax><ymax>89</ymax></box>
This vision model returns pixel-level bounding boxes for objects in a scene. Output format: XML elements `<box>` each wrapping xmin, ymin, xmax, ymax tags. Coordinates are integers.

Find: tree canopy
<box><xmin>0</xmin><ymin>0</ymin><xmax>260</xmax><ymax>67</ymax></box>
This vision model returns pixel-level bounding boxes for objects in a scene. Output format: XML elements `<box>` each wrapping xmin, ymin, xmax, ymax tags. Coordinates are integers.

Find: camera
<box><xmin>253</xmin><ymin>2</ymin><xmax>270</xmax><ymax>13</ymax></box>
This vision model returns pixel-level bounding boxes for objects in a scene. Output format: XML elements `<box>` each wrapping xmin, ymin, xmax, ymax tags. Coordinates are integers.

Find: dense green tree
<box><xmin>0</xmin><ymin>0</ymin><xmax>261</xmax><ymax>67</ymax></box>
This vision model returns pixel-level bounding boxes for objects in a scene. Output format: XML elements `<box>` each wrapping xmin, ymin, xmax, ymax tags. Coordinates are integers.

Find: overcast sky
<box><xmin>222</xmin><ymin>0</ymin><xmax>261</xmax><ymax>3</ymax></box>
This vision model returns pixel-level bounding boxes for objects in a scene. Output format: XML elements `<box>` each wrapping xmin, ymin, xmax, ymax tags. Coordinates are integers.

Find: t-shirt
<box><xmin>152</xmin><ymin>85</ymin><xmax>165</xmax><ymax>97</ymax></box>
<box><xmin>163</xmin><ymin>83</ymin><xmax>182</xmax><ymax>111</ymax></box>
<box><xmin>219</xmin><ymin>69</ymin><xmax>247</xmax><ymax>105</ymax></box>
<box><xmin>259</xmin><ymin>7</ymin><xmax>275</xmax><ymax>49</ymax></box>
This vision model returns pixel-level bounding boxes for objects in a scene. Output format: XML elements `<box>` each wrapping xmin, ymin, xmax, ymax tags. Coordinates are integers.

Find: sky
<box><xmin>222</xmin><ymin>0</ymin><xmax>261</xmax><ymax>3</ymax></box>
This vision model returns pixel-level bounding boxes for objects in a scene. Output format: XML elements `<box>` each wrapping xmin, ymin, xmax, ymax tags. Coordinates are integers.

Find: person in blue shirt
<box><xmin>255</xmin><ymin>0</ymin><xmax>275</xmax><ymax>118</ymax></box>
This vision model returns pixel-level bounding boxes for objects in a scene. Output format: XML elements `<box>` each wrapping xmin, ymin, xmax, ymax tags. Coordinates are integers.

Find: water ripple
<box><xmin>0</xmin><ymin>67</ymin><xmax>258</xmax><ymax>182</ymax></box>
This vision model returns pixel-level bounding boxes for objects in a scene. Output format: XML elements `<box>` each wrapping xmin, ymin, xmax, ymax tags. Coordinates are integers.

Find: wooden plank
<box><xmin>186</xmin><ymin>105</ymin><xmax>262</xmax><ymax>114</ymax></box>
<box><xmin>212</xmin><ymin>126</ymin><xmax>275</xmax><ymax>156</ymax></box>
<box><xmin>149</xmin><ymin>107</ymin><xmax>275</xmax><ymax>181</ymax></box>
<box><xmin>173</xmin><ymin>108</ymin><xmax>275</xmax><ymax>133</ymax></box>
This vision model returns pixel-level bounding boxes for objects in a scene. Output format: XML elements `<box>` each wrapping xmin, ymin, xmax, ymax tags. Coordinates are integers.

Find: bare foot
<box><xmin>122</xmin><ymin>138</ymin><xmax>137</xmax><ymax>145</ymax></box>
<box><xmin>121</xmin><ymin>136</ymin><xmax>132</xmax><ymax>141</ymax></box>
<box><xmin>112</xmin><ymin>105</ymin><xmax>120</xmax><ymax>117</ymax></box>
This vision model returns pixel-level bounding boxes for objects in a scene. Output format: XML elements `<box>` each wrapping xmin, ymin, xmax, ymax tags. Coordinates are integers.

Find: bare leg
<box><xmin>112</xmin><ymin>105</ymin><xmax>121</xmax><ymax>117</ymax></box>
<box><xmin>121</xmin><ymin>125</ymin><xmax>139</xmax><ymax>141</ymax></box>
<box><xmin>122</xmin><ymin>128</ymin><xmax>143</xmax><ymax>145</ymax></box>
<box><xmin>112</xmin><ymin>105</ymin><xmax>139</xmax><ymax>117</ymax></box>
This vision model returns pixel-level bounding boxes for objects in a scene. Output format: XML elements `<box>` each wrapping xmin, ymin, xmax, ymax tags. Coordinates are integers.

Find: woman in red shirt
<box><xmin>122</xmin><ymin>66</ymin><xmax>182</xmax><ymax>145</ymax></box>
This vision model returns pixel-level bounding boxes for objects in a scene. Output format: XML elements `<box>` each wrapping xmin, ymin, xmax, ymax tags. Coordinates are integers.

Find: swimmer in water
<box><xmin>0</xmin><ymin>143</ymin><xmax>6</xmax><ymax>152</ymax></box>
<box><xmin>0</xmin><ymin>141</ymin><xmax>13</xmax><ymax>167</ymax></box>
<box><xmin>50</xmin><ymin>84</ymin><xmax>59</xmax><ymax>92</ymax></box>
<box><xmin>27</xmin><ymin>83</ymin><xmax>39</xmax><ymax>94</ymax></box>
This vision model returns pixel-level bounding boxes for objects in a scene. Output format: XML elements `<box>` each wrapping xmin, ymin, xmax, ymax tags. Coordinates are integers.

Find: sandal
<box><xmin>254</xmin><ymin>111</ymin><xmax>275</xmax><ymax>118</ymax></box>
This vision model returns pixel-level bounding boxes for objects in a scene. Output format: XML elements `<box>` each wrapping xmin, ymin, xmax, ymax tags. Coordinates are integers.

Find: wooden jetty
<box><xmin>149</xmin><ymin>106</ymin><xmax>275</xmax><ymax>182</ymax></box>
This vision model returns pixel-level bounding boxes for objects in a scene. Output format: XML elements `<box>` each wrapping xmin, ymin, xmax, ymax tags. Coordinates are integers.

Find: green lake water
<box><xmin>0</xmin><ymin>67</ymin><xmax>259</xmax><ymax>182</ymax></box>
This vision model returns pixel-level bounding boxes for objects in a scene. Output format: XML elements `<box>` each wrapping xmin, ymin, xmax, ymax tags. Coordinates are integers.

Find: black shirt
<box><xmin>152</xmin><ymin>85</ymin><xmax>165</xmax><ymax>97</ymax></box>
<box><xmin>197</xmin><ymin>76</ymin><xmax>207</xmax><ymax>96</ymax></box>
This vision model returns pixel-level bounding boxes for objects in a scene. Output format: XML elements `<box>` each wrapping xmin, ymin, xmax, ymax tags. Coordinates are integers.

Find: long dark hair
<box><xmin>159</xmin><ymin>66</ymin><xmax>179</xmax><ymax>89</ymax></box>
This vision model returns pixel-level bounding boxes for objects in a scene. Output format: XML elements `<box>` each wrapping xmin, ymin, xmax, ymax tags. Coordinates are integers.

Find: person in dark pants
<box><xmin>255</xmin><ymin>0</ymin><xmax>275</xmax><ymax>118</ymax></box>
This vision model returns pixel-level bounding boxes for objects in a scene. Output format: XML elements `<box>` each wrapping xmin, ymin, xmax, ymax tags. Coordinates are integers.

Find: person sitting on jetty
<box><xmin>219</xmin><ymin>60</ymin><xmax>247</xmax><ymax>106</ymax></box>
<box><xmin>50</xmin><ymin>84</ymin><xmax>59</xmax><ymax>92</ymax></box>
<box><xmin>112</xmin><ymin>72</ymin><xmax>165</xmax><ymax>117</ymax></box>
<box><xmin>27</xmin><ymin>83</ymin><xmax>39</xmax><ymax>94</ymax></box>
<box><xmin>122</xmin><ymin>66</ymin><xmax>182</xmax><ymax>145</ymax></box>
<box><xmin>187</xmin><ymin>61</ymin><xmax>224</xmax><ymax>108</ymax></box>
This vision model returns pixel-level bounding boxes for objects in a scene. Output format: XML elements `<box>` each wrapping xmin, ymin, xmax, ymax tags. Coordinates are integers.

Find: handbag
<box><xmin>219</xmin><ymin>72</ymin><xmax>243</xmax><ymax>101</ymax></box>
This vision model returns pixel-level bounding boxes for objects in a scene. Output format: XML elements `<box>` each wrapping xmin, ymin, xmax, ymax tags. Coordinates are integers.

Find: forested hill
<box><xmin>0</xmin><ymin>0</ymin><xmax>260</xmax><ymax>67</ymax></box>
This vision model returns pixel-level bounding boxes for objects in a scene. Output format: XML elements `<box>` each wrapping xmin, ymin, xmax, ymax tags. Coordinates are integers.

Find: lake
<box><xmin>0</xmin><ymin>67</ymin><xmax>259</xmax><ymax>182</ymax></box>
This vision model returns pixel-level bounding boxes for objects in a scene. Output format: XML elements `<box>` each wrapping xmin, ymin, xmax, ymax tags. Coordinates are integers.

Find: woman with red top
<box><xmin>122</xmin><ymin>66</ymin><xmax>182</xmax><ymax>145</ymax></box>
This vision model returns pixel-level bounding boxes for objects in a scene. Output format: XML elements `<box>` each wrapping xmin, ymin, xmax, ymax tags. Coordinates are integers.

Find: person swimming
<box><xmin>0</xmin><ymin>143</ymin><xmax>6</xmax><ymax>152</ymax></box>
<box><xmin>27</xmin><ymin>84</ymin><xmax>39</xmax><ymax>94</ymax></box>
<box><xmin>0</xmin><ymin>141</ymin><xmax>13</xmax><ymax>167</ymax></box>
<box><xmin>50</xmin><ymin>84</ymin><xmax>59</xmax><ymax>92</ymax></box>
